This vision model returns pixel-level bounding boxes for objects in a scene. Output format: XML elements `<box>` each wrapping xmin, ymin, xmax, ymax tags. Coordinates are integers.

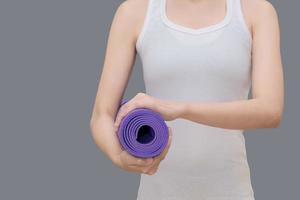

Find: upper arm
<box><xmin>250</xmin><ymin>0</ymin><xmax>284</xmax><ymax>116</ymax></box>
<box><xmin>91</xmin><ymin>0</ymin><xmax>143</xmax><ymax>120</ymax></box>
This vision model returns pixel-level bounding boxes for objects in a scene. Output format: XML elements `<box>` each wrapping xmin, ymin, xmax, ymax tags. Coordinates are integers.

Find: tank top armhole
<box><xmin>135</xmin><ymin>0</ymin><xmax>153</xmax><ymax>54</ymax></box>
<box><xmin>236</xmin><ymin>0</ymin><xmax>252</xmax><ymax>44</ymax></box>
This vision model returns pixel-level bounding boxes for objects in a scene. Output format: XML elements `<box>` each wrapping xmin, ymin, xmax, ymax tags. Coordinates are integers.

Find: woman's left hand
<box><xmin>114</xmin><ymin>92</ymin><xmax>183</xmax><ymax>131</ymax></box>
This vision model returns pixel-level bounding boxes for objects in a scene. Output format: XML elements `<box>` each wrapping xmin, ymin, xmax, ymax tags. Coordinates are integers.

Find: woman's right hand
<box><xmin>113</xmin><ymin>127</ymin><xmax>173</xmax><ymax>175</ymax></box>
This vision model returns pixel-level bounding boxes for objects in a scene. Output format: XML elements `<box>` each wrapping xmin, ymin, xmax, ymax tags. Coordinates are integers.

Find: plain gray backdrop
<box><xmin>0</xmin><ymin>0</ymin><xmax>298</xmax><ymax>199</ymax></box>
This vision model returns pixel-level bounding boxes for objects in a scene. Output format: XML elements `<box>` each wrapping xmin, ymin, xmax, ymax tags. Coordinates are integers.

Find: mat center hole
<box><xmin>136</xmin><ymin>125</ymin><xmax>155</xmax><ymax>144</ymax></box>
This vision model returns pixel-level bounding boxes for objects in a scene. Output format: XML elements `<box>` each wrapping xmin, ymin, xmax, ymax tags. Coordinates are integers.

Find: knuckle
<box><xmin>123</xmin><ymin>104</ymin><xmax>134</xmax><ymax>112</ymax></box>
<box><xmin>147</xmin><ymin>169</ymin><xmax>157</xmax><ymax>175</ymax></box>
<box><xmin>137</xmin><ymin>92</ymin><xmax>145</xmax><ymax>97</ymax></box>
<box><xmin>121</xmin><ymin>106</ymin><xmax>127</xmax><ymax>111</ymax></box>
<box><xmin>137</xmin><ymin>93</ymin><xmax>147</xmax><ymax>100</ymax></box>
<box><xmin>119</xmin><ymin>112</ymin><xmax>126</xmax><ymax>118</ymax></box>
<box><xmin>119</xmin><ymin>106</ymin><xmax>125</xmax><ymax>110</ymax></box>
<box><xmin>146</xmin><ymin>170</ymin><xmax>153</xmax><ymax>175</ymax></box>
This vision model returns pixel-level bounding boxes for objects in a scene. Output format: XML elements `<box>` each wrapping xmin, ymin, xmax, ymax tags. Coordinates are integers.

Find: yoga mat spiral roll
<box><xmin>117</xmin><ymin>100</ymin><xmax>169</xmax><ymax>158</ymax></box>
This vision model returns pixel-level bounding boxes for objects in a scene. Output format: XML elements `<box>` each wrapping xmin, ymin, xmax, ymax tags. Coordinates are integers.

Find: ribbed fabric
<box><xmin>135</xmin><ymin>0</ymin><xmax>255</xmax><ymax>199</ymax></box>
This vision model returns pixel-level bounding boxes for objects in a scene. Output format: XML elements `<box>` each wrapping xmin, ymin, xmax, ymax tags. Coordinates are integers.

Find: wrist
<box><xmin>174</xmin><ymin>101</ymin><xmax>188</xmax><ymax>119</ymax></box>
<box><xmin>157</xmin><ymin>99</ymin><xmax>186</xmax><ymax>120</ymax></box>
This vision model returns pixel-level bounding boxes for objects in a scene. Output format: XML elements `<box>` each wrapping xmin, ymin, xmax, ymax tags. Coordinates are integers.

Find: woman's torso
<box><xmin>135</xmin><ymin>0</ymin><xmax>255</xmax><ymax>199</ymax></box>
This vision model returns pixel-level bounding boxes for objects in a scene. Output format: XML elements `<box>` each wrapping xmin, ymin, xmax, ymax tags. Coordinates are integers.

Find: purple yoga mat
<box><xmin>117</xmin><ymin>100</ymin><xmax>169</xmax><ymax>158</ymax></box>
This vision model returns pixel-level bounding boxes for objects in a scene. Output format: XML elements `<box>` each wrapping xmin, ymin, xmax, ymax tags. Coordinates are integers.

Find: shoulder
<box><xmin>240</xmin><ymin>0</ymin><xmax>279</xmax><ymax>35</ymax></box>
<box><xmin>241</xmin><ymin>0</ymin><xmax>278</xmax><ymax>18</ymax></box>
<box><xmin>252</xmin><ymin>0</ymin><xmax>278</xmax><ymax>20</ymax></box>
<box><xmin>117</xmin><ymin>0</ymin><xmax>149</xmax><ymax>15</ymax></box>
<box><xmin>113</xmin><ymin>0</ymin><xmax>147</xmax><ymax>23</ymax></box>
<box><xmin>250</xmin><ymin>0</ymin><xmax>277</xmax><ymax>13</ymax></box>
<box><xmin>114</xmin><ymin>0</ymin><xmax>150</xmax><ymax>38</ymax></box>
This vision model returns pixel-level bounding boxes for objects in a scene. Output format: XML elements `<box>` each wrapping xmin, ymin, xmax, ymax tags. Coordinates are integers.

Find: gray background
<box><xmin>0</xmin><ymin>0</ymin><xmax>298</xmax><ymax>199</ymax></box>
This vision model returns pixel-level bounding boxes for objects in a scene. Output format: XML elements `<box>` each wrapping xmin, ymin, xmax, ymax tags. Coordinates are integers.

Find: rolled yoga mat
<box><xmin>117</xmin><ymin>100</ymin><xmax>169</xmax><ymax>158</ymax></box>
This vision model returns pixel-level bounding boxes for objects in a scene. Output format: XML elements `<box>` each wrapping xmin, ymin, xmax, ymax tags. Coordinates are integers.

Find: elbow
<box><xmin>89</xmin><ymin>118</ymin><xmax>95</xmax><ymax>134</ymax></box>
<box><xmin>268</xmin><ymin>113</ymin><xmax>282</xmax><ymax>128</ymax></box>
<box><xmin>89</xmin><ymin>112</ymin><xmax>100</xmax><ymax>136</ymax></box>
<box><xmin>89</xmin><ymin>109</ymin><xmax>103</xmax><ymax>135</ymax></box>
<box><xmin>89</xmin><ymin>110</ymin><xmax>114</xmax><ymax>136</ymax></box>
<box><xmin>89</xmin><ymin>117</ymin><xmax>97</xmax><ymax>137</ymax></box>
<box><xmin>264</xmin><ymin>108</ymin><xmax>283</xmax><ymax>128</ymax></box>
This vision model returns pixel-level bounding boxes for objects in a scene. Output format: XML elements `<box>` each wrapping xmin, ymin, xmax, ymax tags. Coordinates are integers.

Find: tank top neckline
<box><xmin>160</xmin><ymin>0</ymin><xmax>233</xmax><ymax>34</ymax></box>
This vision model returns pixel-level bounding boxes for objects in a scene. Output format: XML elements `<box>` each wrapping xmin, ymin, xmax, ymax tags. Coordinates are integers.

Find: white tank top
<box><xmin>135</xmin><ymin>0</ymin><xmax>255</xmax><ymax>199</ymax></box>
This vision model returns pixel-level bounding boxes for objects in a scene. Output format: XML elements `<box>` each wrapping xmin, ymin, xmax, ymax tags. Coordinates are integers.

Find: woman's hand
<box><xmin>114</xmin><ymin>92</ymin><xmax>184</xmax><ymax>131</ymax></box>
<box><xmin>113</xmin><ymin>127</ymin><xmax>173</xmax><ymax>175</ymax></box>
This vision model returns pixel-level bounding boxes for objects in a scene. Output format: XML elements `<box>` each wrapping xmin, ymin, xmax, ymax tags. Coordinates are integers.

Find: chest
<box><xmin>140</xmin><ymin>27</ymin><xmax>252</xmax><ymax>86</ymax></box>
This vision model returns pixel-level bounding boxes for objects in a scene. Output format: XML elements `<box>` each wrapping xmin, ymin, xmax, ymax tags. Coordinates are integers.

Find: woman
<box><xmin>90</xmin><ymin>0</ymin><xmax>284</xmax><ymax>199</ymax></box>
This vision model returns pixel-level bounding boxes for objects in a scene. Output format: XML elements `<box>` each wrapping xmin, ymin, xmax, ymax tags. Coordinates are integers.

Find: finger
<box><xmin>124</xmin><ymin>165</ymin><xmax>149</xmax><ymax>174</ymax></box>
<box><xmin>128</xmin><ymin>163</ymin><xmax>157</xmax><ymax>174</ymax></box>
<box><xmin>144</xmin><ymin>156</ymin><xmax>160</xmax><ymax>170</ymax></box>
<box><xmin>114</xmin><ymin>93</ymin><xmax>153</xmax><ymax>129</ymax></box>
<box><xmin>120</xmin><ymin>151</ymin><xmax>154</xmax><ymax>167</ymax></box>
<box><xmin>143</xmin><ymin>158</ymin><xmax>160</xmax><ymax>173</ymax></box>
<box><xmin>114</xmin><ymin>107</ymin><xmax>128</xmax><ymax>129</ymax></box>
<box><xmin>135</xmin><ymin>92</ymin><xmax>146</xmax><ymax>98</ymax></box>
<box><xmin>145</xmin><ymin>165</ymin><xmax>158</xmax><ymax>175</ymax></box>
<box><xmin>114</xmin><ymin>101</ymin><xmax>138</xmax><ymax>129</ymax></box>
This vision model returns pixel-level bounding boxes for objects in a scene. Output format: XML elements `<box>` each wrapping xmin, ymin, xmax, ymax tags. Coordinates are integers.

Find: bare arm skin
<box><xmin>90</xmin><ymin>0</ymin><xmax>172</xmax><ymax>175</ymax></box>
<box><xmin>92</xmin><ymin>0</ymin><xmax>284</xmax><ymax>175</ymax></box>
<box><xmin>178</xmin><ymin>0</ymin><xmax>284</xmax><ymax>130</ymax></box>
<box><xmin>114</xmin><ymin>0</ymin><xmax>284</xmax><ymax>131</ymax></box>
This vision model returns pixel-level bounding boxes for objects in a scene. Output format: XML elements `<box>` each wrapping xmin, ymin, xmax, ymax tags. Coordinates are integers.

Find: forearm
<box><xmin>174</xmin><ymin>98</ymin><xmax>281</xmax><ymax>130</ymax></box>
<box><xmin>90</xmin><ymin>113</ymin><xmax>122</xmax><ymax>165</ymax></box>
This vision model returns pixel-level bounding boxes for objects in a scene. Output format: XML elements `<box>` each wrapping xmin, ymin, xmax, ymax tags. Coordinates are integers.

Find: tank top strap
<box><xmin>231</xmin><ymin>0</ymin><xmax>246</xmax><ymax>20</ymax></box>
<box><xmin>230</xmin><ymin>0</ymin><xmax>252</xmax><ymax>40</ymax></box>
<box><xmin>135</xmin><ymin>0</ymin><xmax>161</xmax><ymax>52</ymax></box>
